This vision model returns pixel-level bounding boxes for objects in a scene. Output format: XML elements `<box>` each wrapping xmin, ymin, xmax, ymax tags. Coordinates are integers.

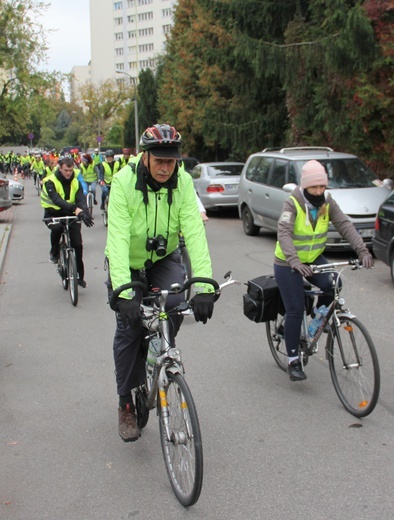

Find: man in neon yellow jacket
<box><xmin>105</xmin><ymin>124</ymin><xmax>215</xmax><ymax>442</ymax></box>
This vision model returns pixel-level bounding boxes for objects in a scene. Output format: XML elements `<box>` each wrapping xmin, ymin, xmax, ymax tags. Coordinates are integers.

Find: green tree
<box><xmin>78</xmin><ymin>79</ymin><xmax>131</xmax><ymax>149</ymax></box>
<box><xmin>0</xmin><ymin>0</ymin><xmax>61</xmax><ymax>141</ymax></box>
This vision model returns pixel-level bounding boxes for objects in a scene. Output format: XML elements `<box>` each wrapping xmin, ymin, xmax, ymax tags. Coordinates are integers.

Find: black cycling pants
<box><xmin>112</xmin><ymin>251</ymin><xmax>185</xmax><ymax>397</ymax></box>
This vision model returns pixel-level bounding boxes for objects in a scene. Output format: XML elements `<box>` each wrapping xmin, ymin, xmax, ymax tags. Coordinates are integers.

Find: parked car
<box><xmin>180</xmin><ymin>157</ymin><xmax>199</xmax><ymax>173</ymax></box>
<box><xmin>238</xmin><ymin>146</ymin><xmax>392</xmax><ymax>250</ymax></box>
<box><xmin>0</xmin><ymin>176</ymin><xmax>12</xmax><ymax>212</ymax></box>
<box><xmin>8</xmin><ymin>178</ymin><xmax>24</xmax><ymax>202</ymax></box>
<box><xmin>191</xmin><ymin>162</ymin><xmax>244</xmax><ymax>210</ymax></box>
<box><xmin>372</xmin><ymin>190</ymin><xmax>394</xmax><ymax>284</ymax></box>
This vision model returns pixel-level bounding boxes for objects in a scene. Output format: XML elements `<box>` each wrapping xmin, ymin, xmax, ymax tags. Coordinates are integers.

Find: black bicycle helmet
<box><xmin>140</xmin><ymin>124</ymin><xmax>182</xmax><ymax>158</ymax></box>
<box><xmin>105</xmin><ymin>149</ymin><xmax>114</xmax><ymax>157</ymax></box>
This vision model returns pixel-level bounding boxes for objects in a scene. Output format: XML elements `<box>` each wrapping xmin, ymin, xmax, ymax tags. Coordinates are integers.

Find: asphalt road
<box><xmin>1</xmin><ymin>180</ymin><xmax>393</xmax><ymax>520</ymax></box>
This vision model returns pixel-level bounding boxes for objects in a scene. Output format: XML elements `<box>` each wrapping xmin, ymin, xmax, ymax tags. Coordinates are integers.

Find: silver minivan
<box><xmin>238</xmin><ymin>147</ymin><xmax>392</xmax><ymax>250</ymax></box>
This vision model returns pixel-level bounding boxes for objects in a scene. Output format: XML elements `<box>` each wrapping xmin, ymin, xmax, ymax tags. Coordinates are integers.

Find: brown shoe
<box><xmin>118</xmin><ymin>403</ymin><xmax>141</xmax><ymax>442</ymax></box>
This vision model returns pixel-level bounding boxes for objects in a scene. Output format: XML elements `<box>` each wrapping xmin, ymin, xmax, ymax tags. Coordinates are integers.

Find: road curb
<box><xmin>0</xmin><ymin>222</ymin><xmax>12</xmax><ymax>278</ymax></box>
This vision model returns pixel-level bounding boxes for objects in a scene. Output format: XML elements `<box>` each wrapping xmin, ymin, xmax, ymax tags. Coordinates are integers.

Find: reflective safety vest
<box><xmin>80</xmin><ymin>163</ymin><xmax>97</xmax><ymax>183</ymax></box>
<box><xmin>31</xmin><ymin>158</ymin><xmax>45</xmax><ymax>173</ymax></box>
<box><xmin>41</xmin><ymin>174</ymin><xmax>79</xmax><ymax>209</ymax></box>
<box><xmin>102</xmin><ymin>161</ymin><xmax>119</xmax><ymax>184</ymax></box>
<box><xmin>275</xmin><ymin>196</ymin><xmax>330</xmax><ymax>263</ymax></box>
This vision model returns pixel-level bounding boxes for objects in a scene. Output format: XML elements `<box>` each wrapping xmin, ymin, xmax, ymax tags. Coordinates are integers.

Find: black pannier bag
<box><xmin>243</xmin><ymin>275</ymin><xmax>285</xmax><ymax>323</ymax></box>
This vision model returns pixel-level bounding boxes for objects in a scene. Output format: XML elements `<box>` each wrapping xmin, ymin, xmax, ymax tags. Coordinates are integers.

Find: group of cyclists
<box><xmin>33</xmin><ymin>121</ymin><xmax>377</xmax><ymax>443</ymax></box>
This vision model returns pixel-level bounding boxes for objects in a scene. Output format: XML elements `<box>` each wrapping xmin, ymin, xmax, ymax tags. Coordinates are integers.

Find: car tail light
<box><xmin>374</xmin><ymin>216</ymin><xmax>380</xmax><ymax>231</ymax></box>
<box><xmin>206</xmin><ymin>184</ymin><xmax>224</xmax><ymax>193</ymax></box>
<box><xmin>0</xmin><ymin>179</ymin><xmax>7</xmax><ymax>187</ymax></box>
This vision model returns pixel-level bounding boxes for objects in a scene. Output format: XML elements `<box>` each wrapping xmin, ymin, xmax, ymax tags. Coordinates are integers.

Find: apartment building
<box><xmin>89</xmin><ymin>0</ymin><xmax>177</xmax><ymax>85</ymax></box>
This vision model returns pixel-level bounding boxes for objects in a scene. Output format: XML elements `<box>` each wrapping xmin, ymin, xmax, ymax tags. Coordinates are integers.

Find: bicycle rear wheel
<box><xmin>180</xmin><ymin>244</ymin><xmax>192</xmax><ymax>301</ymax></box>
<box><xmin>67</xmin><ymin>250</ymin><xmax>78</xmax><ymax>306</ymax></box>
<box><xmin>266</xmin><ymin>316</ymin><xmax>287</xmax><ymax>372</ymax></box>
<box><xmin>159</xmin><ymin>371</ymin><xmax>203</xmax><ymax>507</ymax></box>
<box><xmin>326</xmin><ymin>316</ymin><xmax>380</xmax><ymax>417</ymax></box>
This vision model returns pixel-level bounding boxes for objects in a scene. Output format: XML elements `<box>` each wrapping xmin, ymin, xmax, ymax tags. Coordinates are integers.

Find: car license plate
<box><xmin>225</xmin><ymin>184</ymin><xmax>238</xmax><ymax>191</ymax></box>
<box><xmin>358</xmin><ymin>229</ymin><xmax>375</xmax><ymax>238</ymax></box>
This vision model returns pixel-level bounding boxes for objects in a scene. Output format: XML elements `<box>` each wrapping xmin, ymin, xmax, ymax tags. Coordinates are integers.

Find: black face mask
<box><xmin>303</xmin><ymin>189</ymin><xmax>326</xmax><ymax>208</ymax></box>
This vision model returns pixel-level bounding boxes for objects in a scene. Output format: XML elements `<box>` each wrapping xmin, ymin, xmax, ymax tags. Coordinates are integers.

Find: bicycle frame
<box><xmin>44</xmin><ymin>216</ymin><xmax>81</xmax><ymax>306</ymax></box>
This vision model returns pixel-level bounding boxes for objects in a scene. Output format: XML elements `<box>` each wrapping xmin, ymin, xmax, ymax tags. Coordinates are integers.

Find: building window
<box><xmin>162</xmin><ymin>8</ymin><xmax>172</xmax><ymax>17</ymax></box>
<box><xmin>138</xmin><ymin>11</ymin><xmax>153</xmax><ymax>21</ymax></box>
<box><xmin>139</xmin><ymin>43</ymin><xmax>154</xmax><ymax>53</ymax></box>
<box><xmin>115</xmin><ymin>47</ymin><xmax>124</xmax><ymax>56</ymax></box>
<box><xmin>127</xmin><ymin>1</ymin><xmax>134</xmax><ymax>7</ymax></box>
<box><xmin>114</xmin><ymin>2</ymin><xmax>123</xmax><ymax>9</ymax></box>
<box><xmin>114</xmin><ymin>17</ymin><xmax>123</xmax><ymax>25</ymax></box>
<box><xmin>115</xmin><ymin>32</ymin><xmax>124</xmax><ymax>40</ymax></box>
<box><xmin>127</xmin><ymin>15</ymin><xmax>135</xmax><ymax>23</ymax></box>
<box><xmin>163</xmin><ymin>24</ymin><xmax>171</xmax><ymax>34</ymax></box>
<box><xmin>139</xmin><ymin>27</ymin><xmax>154</xmax><ymax>37</ymax></box>
<box><xmin>116</xmin><ymin>63</ymin><xmax>125</xmax><ymax>70</ymax></box>
<box><xmin>128</xmin><ymin>61</ymin><xmax>138</xmax><ymax>70</ymax></box>
<box><xmin>128</xmin><ymin>46</ymin><xmax>137</xmax><ymax>54</ymax></box>
<box><xmin>128</xmin><ymin>30</ymin><xmax>136</xmax><ymax>38</ymax></box>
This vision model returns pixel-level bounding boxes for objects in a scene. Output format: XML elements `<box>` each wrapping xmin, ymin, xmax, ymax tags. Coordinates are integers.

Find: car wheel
<box><xmin>390</xmin><ymin>250</ymin><xmax>394</xmax><ymax>286</ymax></box>
<box><xmin>242</xmin><ymin>206</ymin><xmax>260</xmax><ymax>236</ymax></box>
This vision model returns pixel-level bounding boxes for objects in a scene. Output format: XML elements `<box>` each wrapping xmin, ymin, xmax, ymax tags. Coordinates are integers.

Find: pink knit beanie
<box><xmin>301</xmin><ymin>160</ymin><xmax>328</xmax><ymax>189</ymax></box>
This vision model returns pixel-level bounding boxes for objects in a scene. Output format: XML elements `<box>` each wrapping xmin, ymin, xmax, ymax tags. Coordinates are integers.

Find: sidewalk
<box><xmin>0</xmin><ymin>204</ymin><xmax>15</xmax><ymax>278</ymax></box>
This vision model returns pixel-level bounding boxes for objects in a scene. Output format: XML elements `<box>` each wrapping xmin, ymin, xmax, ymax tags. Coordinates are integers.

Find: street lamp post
<box><xmin>83</xmin><ymin>99</ymin><xmax>102</xmax><ymax>152</ymax></box>
<box><xmin>115</xmin><ymin>70</ymin><xmax>139</xmax><ymax>154</ymax></box>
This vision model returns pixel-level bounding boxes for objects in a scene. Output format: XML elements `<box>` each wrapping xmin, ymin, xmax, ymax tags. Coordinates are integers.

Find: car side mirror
<box><xmin>283</xmin><ymin>183</ymin><xmax>297</xmax><ymax>193</ymax></box>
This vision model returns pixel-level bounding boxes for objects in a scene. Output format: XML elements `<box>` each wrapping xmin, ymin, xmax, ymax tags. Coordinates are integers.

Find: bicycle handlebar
<box><xmin>43</xmin><ymin>215</ymin><xmax>82</xmax><ymax>224</ymax></box>
<box><xmin>110</xmin><ymin>277</ymin><xmax>220</xmax><ymax>309</ymax></box>
<box><xmin>310</xmin><ymin>259</ymin><xmax>360</xmax><ymax>273</ymax></box>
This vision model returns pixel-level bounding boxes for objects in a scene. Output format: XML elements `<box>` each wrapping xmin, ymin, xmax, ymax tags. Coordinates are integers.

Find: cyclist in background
<box><xmin>98</xmin><ymin>150</ymin><xmax>120</xmax><ymax>209</ymax></box>
<box><xmin>274</xmin><ymin>160</ymin><xmax>374</xmax><ymax>382</ymax></box>
<box><xmin>117</xmin><ymin>147</ymin><xmax>132</xmax><ymax>169</ymax></box>
<box><xmin>31</xmin><ymin>153</ymin><xmax>45</xmax><ymax>184</ymax></box>
<box><xmin>41</xmin><ymin>157</ymin><xmax>94</xmax><ymax>288</ymax></box>
<box><xmin>80</xmin><ymin>153</ymin><xmax>98</xmax><ymax>205</ymax></box>
<box><xmin>105</xmin><ymin>124</ymin><xmax>216</xmax><ymax>442</ymax></box>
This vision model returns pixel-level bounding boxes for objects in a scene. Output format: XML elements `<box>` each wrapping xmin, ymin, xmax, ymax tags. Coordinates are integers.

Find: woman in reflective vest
<box><xmin>273</xmin><ymin>160</ymin><xmax>374</xmax><ymax>382</ymax></box>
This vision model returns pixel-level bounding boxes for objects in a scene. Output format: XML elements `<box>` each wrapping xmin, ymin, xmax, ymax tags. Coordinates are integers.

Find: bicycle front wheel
<box><xmin>102</xmin><ymin>197</ymin><xmax>109</xmax><ymax>227</ymax></box>
<box><xmin>59</xmin><ymin>246</ymin><xmax>68</xmax><ymax>290</ymax></box>
<box><xmin>36</xmin><ymin>177</ymin><xmax>41</xmax><ymax>196</ymax></box>
<box><xmin>159</xmin><ymin>372</ymin><xmax>203</xmax><ymax>507</ymax></box>
<box><xmin>327</xmin><ymin>316</ymin><xmax>380</xmax><ymax>417</ymax></box>
<box><xmin>67</xmin><ymin>250</ymin><xmax>78</xmax><ymax>306</ymax></box>
<box><xmin>87</xmin><ymin>192</ymin><xmax>94</xmax><ymax>216</ymax></box>
<box><xmin>266</xmin><ymin>316</ymin><xmax>288</xmax><ymax>372</ymax></box>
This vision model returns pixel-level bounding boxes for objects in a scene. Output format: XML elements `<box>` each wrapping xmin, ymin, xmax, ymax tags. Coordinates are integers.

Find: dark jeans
<box><xmin>274</xmin><ymin>255</ymin><xmax>338</xmax><ymax>358</ymax></box>
<box><xmin>45</xmin><ymin>221</ymin><xmax>84</xmax><ymax>280</ymax></box>
<box><xmin>111</xmin><ymin>251</ymin><xmax>185</xmax><ymax>397</ymax></box>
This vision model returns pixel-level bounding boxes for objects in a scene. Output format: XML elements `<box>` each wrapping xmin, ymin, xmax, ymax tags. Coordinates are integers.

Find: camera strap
<box><xmin>144</xmin><ymin>191</ymin><xmax>172</xmax><ymax>268</ymax></box>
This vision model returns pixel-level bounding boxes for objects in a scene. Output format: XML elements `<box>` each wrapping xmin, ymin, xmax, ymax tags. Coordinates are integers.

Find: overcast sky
<box><xmin>38</xmin><ymin>0</ymin><xmax>91</xmax><ymax>74</ymax></box>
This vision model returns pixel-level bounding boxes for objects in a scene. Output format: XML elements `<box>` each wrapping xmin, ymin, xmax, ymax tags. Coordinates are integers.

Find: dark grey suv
<box><xmin>238</xmin><ymin>147</ymin><xmax>391</xmax><ymax>250</ymax></box>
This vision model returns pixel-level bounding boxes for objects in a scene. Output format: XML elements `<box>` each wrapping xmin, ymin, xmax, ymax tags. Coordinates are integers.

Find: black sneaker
<box><xmin>100</xmin><ymin>203</ymin><xmax>105</xmax><ymax>210</ymax></box>
<box><xmin>49</xmin><ymin>253</ymin><xmax>59</xmax><ymax>264</ymax></box>
<box><xmin>288</xmin><ymin>360</ymin><xmax>307</xmax><ymax>382</ymax></box>
<box><xmin>94</xmin><ymin>199</ymin><xmax>98</xmax><ymax>205</ymax></box>
<box><xmin>78</xmin><ymin>279</ymin><xmax>87</xmax><ymax>288</ymax></box>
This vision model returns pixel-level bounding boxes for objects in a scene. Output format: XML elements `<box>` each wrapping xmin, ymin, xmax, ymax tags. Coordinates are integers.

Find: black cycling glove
<box><xmin>81</xmin><ymin>211</ymin><xmax>94</xmax><ymax>227</ymax></box>
<box><xmin>117</xmin><ymin>298</ymin><xmax>142</xmax><ymax>328</ymax></box>
<box><xmin>191</xmin><ymin>293</ymin><xmax>215</xmax><ymax>324</ymax></box>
